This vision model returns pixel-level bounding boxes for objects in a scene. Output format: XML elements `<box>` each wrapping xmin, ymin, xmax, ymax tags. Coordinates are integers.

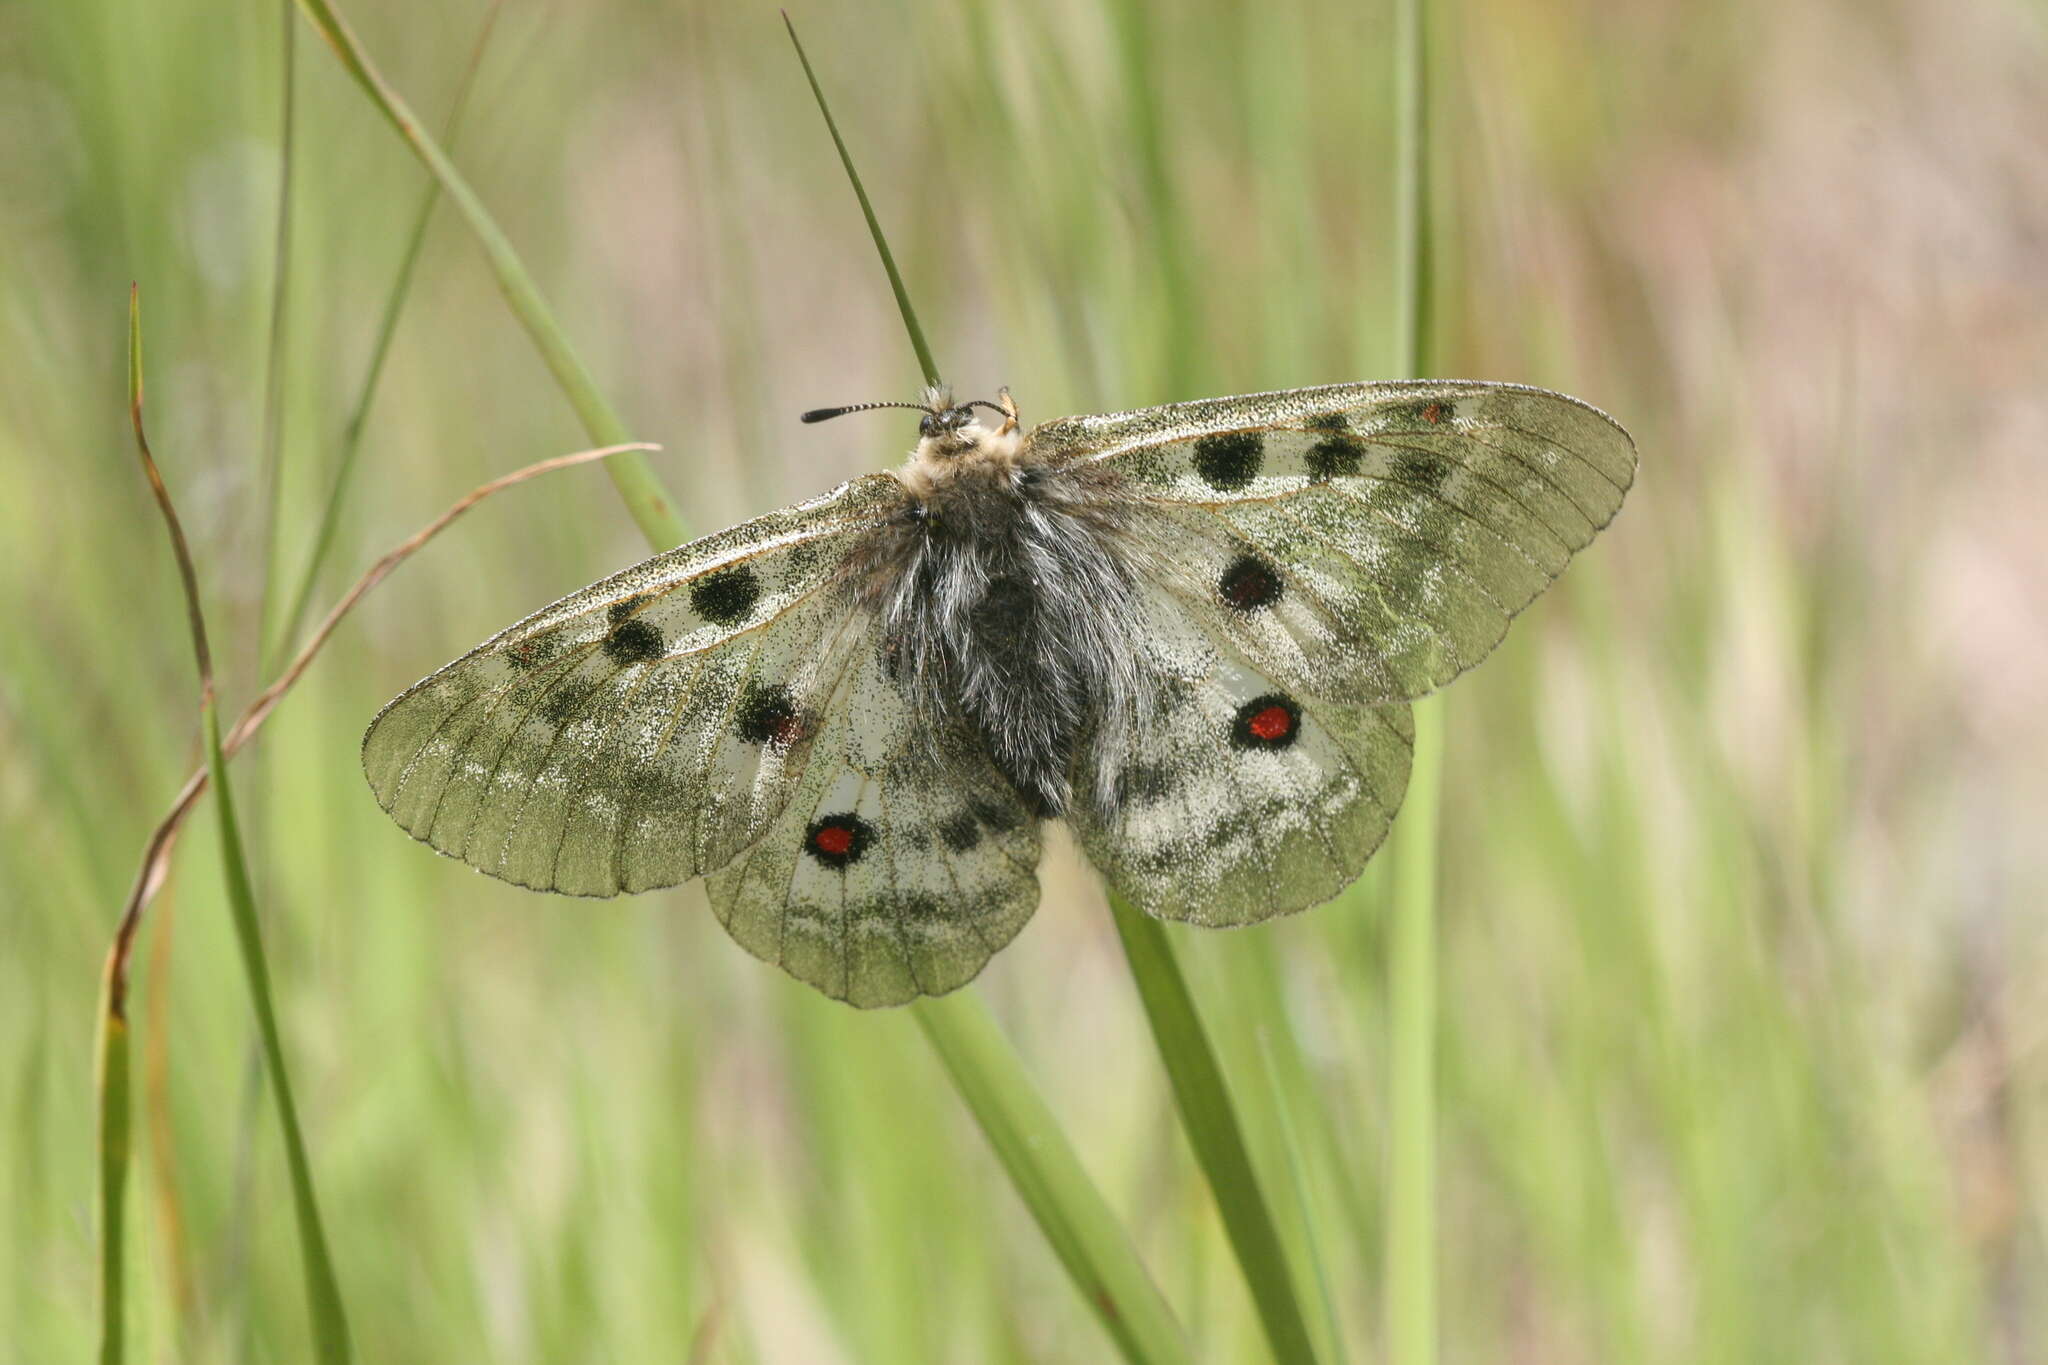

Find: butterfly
<box><xmin>364</xmin><ymin>381</ymin><xmax>1634</xmax><ymax>1006</ymax></box>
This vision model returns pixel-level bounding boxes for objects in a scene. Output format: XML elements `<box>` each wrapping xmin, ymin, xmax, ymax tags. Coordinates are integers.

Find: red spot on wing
<box><xmin>812</xmin><ymin>824</ymin><xmax>855</xmax><ymax>857</ymax></box>
<box><xmin>1421</xmin><ymin>401</ymin><xmax>1445</xmax><ymax>424</ymax></box>
<box><xmin>1247</xmin><ymin>704</ymin><xmax>1294</xmax><ymax>742</ymax></box>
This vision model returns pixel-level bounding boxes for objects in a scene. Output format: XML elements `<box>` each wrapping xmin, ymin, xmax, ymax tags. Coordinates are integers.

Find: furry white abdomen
<box><xmin>873</xmin><ymin>453</ymin><xmax>1147</xmax><ymax>815</ymax></box>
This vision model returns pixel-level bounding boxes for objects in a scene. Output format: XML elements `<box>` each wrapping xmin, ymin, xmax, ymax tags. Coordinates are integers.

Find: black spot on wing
<box><xmin>937</xmin><ymin>812</ymin><xmax>982</xmax><ymax>853</ymax></box>
<box><xmin>540</xmin><ymin>674</ymin><xmax>601</xmax><ymax>727</ymax></box>
<box><xmin>865</xmin><ymin>891</ymin><xmax>945</xmax><ymax>924</ymax></box>
<box><xmin>602</xmin><ymin>618</ymin><xmax>664</xmax><ymax>665</ymax></box>
<box><xmin>969</xmin><ymin>799</ymin><xmax>1025</xmax><ymax>836</ymax></box>
<box><xmin>1306</xmin><ymin>434</ymin><xmax>1365</xmax><ymax>481</ymax></box>
<box><xmin>734</xmin><ymin>682</ymin><xmax>802</xmax><ymax>746</ymax></box>
<box><xmin>1192</xmin><ymin>431</ymin><xmax>1264</xmax><ymax>491</ymax></box>
<box><xmin>1217</xmin><ymin>554</ymin><xmax>1283</xmax><ymax>612</ymax></box>
<box><xmin>1393</xmin><ymin>449</ymin><xmax>1451</xmax><ymax>492</ymax></box>
<box><xmin>902</xmin><ymin>893</ymin><xmax>948</xmax><ymax>922</ymax></box>
<box><xmin>690</xmin><ymin>565</ymin><xmax>762</xmax><ymax>626</ymax></box>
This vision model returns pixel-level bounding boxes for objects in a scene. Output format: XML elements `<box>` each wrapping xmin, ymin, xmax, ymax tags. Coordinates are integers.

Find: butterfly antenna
<box><xmin>970</xmin><ymin>388</ymin><xmax>1020</xmax><ymax>434</ymax></box>
<box><xmin>799</xmin><ymin>400</ymin><xmax>935</xmax><ymax>424</ymax></box>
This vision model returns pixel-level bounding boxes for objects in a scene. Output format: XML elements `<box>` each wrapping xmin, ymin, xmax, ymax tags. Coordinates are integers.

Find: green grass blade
<box><xmin>782</xmin><ymin>14</ymin><xmax>942</xmax><ymax>388</ymax></box>
<box><xmin>289</xmin><ymin>0</ymin><xmax>686</xmax><ymax>549</ymax></box>
<box><xmin>201</xmin><ymin>705</ymin><xmax>353</xmax><ymax>1363</ymax></box>
<box><xmin>1111</xmin><ymin>896</ymin><xmax>1322</xmax><ymax>1365</ymax></box>
<box><xmin>782</xmin><ymin>14</ymin><xmax>940</xmax><ymax>390</ymax></box>
<box><xmin>913</xmin><ymin>995</ymin><xmax>1189</xmax><ymax>1365</ymax></box>
<box><xmin>94</xmin><ymin>963</ymin><xmax>131</xmax><ymax>1365</ymax></box>
<box><xmin>1385</xmin><ymin>702</ymin><xmax>1441</xmax><ymax>1363</ymax></box>
<box><xmin>128</xmin><ymin>287</ymin><xmax>354</xmax><ymax>1365</ymax></box>
<box><xmin>256</xmin><ymin>0</ymin><xmax>300</xmax><ymax>670</ymax></box>
<box><xmin>269</xmin><ymin>0</ymin><xmax>505</xmax><ymax>671</ymax></box>
<box><xmin>1393</xmin><ymin>0</ymin><xmax>1434</xmax><ymax>381</ymax></box>
<box><xmin>1256</xmin><ymin>1032</ymin><xmax>1348</xmax><ymax>1365</ymax></box>
<box><xmin>1385</xmin><ymin>0</ymin><xmax>1441</xmax><ymax>1360</ymax></box>
<box><xmin>1384</xmin><ymin>0</ymin><xmax>1441</xmax><ymax>1357</ymax></box>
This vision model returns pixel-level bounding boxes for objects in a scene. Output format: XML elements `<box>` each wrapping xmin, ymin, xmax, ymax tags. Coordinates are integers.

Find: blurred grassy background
<box><xmin>5</xmin><ymin>0</ymin><xmax>2046</xmax><ymax>1360</ymax></box>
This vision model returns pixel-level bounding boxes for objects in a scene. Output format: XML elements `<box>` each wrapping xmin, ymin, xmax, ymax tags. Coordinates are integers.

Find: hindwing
<box><xmin>1070</xmin><ymin>578</ymin><xmax>1413</xmax><ymax>925</ymax></box>
<box><xmin>704</xmin><ymin>627</ymin><xmax>1043</xmax><ymax>1006</ymax></box>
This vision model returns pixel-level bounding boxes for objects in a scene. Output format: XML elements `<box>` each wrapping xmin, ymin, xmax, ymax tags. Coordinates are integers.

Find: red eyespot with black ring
<box><xmin>1229</xmin><ymin>694</ymin><xmax>1302</xmax><ymax>751</ymax></box>
<box><xmin>804</xmin><ymin>813</ymin><xmax>875</xmax><ymax>868</ymax></box>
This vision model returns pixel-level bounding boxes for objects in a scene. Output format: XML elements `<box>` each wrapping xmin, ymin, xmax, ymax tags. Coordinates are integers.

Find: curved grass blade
<box><xmin>269</xmin><ymin>0</ymin><xmax>507</xmax><ymax>671</ymax></box>
<box><xmin>1111</xmin><ymin>895</ymin><xmax>1322</xmax><ymax>1365</ymax></box>
<box><xmin>1384</xmin><ymin>0</ymin><xmax>1441</xmax><ymax>1359</ymax></box>
<box><xmin>106</xmin><ymin>439</ymin><xmax>659</xmax><ymax>1005</ymax></box>
<box><xmin>125</xmin><ymin>286</ymin><xmax>353</xmax><ymax>1363</ymax></box>
<box><xmin>288</xmin><ymin>0</ymin><xmax>685</xmax><ymax>549</ymax></box>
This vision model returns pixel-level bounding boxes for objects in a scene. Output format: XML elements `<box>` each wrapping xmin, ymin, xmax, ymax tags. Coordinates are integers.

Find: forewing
<box><xmin>361</xmin><ymin>473</ymin><xmax>909</xmax><ymax>895</ymax></box>
<box><xmin>1031</xmin><ymin>380</ymin><xmax>1634</xmax><ymax>705</ymax></box>
<box><xmin>1071</xmin><ymin>583</ymin><xmax>1413</xmax><ymax>926</ymax></box>
<box><xmin>705</xmin><ymin>630</ymin><xmax>1043</xmax><ymax>1006</ymax></box>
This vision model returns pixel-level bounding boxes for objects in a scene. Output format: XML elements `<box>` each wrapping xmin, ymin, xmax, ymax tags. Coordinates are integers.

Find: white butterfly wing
<box><xmin>704</xmin><ymin>628</ymin><xmax>1043</xmax><ymax>1006</ymax></box>
<box><xmin>1032</xmin><ymin>380</ymin><xmax>1635</xmax><ymax>706</ymax></box>
<box><xmin>1044</xmin><ymin>380</ymin><xmax>1631</xmax><ymax>922</ymax></box>
<box><xmin>361</xmin><ymin>473</ymin><xmax>910</xmax><ymax>896</ymax></box>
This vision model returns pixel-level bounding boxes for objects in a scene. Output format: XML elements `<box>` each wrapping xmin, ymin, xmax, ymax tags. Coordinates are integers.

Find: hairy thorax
<box><xmin>867</xmin><ymin>415</ymin><xmax>1147</xmax><ymax>816</ymax></box>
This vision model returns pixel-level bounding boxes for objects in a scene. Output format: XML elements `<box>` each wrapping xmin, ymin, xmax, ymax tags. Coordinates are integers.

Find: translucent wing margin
<box><xmin>705</xmin><ymin>627</ymin><xmax>1043</xmax><ymax>1006</ymax></box>
<box><xmin>361</xmin><ymin>473</ymin><xmax>910</xmax><ymax>895</ymax></box>
<box><xmin>1031</xmin><ymin>380</ymin><xmax>1635</xmax><ymax>705</ymax></box>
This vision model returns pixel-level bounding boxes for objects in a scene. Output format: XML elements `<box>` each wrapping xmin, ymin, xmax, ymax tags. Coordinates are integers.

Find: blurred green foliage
<box><xmin>3</xmin><ymin>0</ymin><xmax>2044</xmax><ymax>1360</ymax></box>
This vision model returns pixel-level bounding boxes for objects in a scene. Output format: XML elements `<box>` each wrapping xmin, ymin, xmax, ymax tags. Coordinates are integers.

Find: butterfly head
<box><xmin>801</xmin><ymin>386</ymin><xmax>1021</xmax><ymax>465</ymax></box>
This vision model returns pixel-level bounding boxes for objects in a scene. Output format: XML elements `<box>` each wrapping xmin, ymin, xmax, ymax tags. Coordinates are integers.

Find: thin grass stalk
<box><xmin>94</xmin><ymin>953</ymin><xmax>131</xmax><ymax>1365</ymax></box>
<box><xmin>914</xmin><ymin>996</ymin><xmax>1189</xmax><ymax>1365</ymax></box>
<box><xmin>256</xmin><ymin>0</ymin><xmax>299</xmax><ymax>669</ymax></box>
<box><xmin>1385</xmin><ymin>0</ymin><xmax>1441</xmax><ymax>1359</ymax></box>
<box><xmin>124</xmin><ymin>286</ymin><xmax>353</xmax><ymax>1362</ymax></box>
<box><xmin>1257</xmin><ymin>1032</ymin><xmax>1349</xmax><ymax>1365</ymax></box>
<box><xmin>269</xmin><ymin>0</ymin><xmax>506</xmax><ymax>670</ymax></box>
<box><xmin>782</xmin><ymin>14</ymin><xmax>939</xmax><ymax>389</ymax></box>
<box><xmin>1111</xmin><ymin>897</ymin><xmax>1322</xmax><ymax>1365</ymax></box>
<box><xmin>1384</xmin><ymin>707</ymin><xmax>1441</xmax><ymax>1362</ymax></box>
<box><xmin>289</xmin><ymin>0</ymin><xmax>685</xmax><ymax>549</ymax></box>
<box><xmin>782</xmin><ymin>21</ymin><xmax>1191</xmax><ymax>1357</ymax></box>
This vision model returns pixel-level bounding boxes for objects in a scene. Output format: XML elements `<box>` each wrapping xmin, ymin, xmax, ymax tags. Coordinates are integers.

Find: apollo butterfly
<box><xmin>364</xmin><ymin>380</ymin><xmax>1635</xmax><ymax>1005</ymax></box>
